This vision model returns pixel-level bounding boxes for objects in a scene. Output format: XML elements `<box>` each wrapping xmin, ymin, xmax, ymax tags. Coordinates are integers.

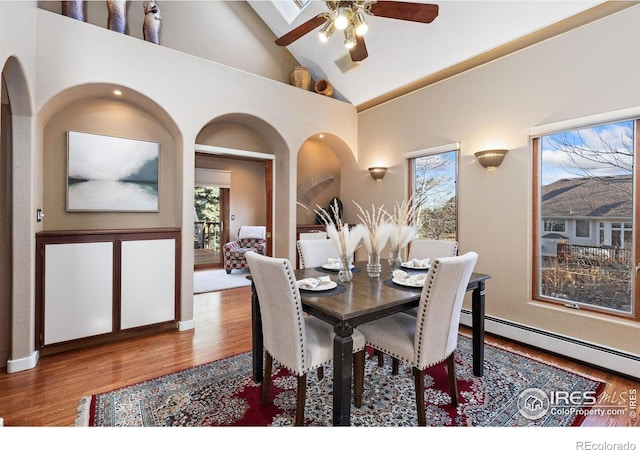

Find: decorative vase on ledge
<box><xmin>62</xmin><ymin>1</ymin><xmax>85</xmax><ymax>21</ymax></box>
<box><xmin>314</xmin><ymin>79</ymin><xmax>333</xmax><ymax>97</ymax></box>
<box><xmin>291</xmin><ymin>66</ymin><xmax>311</xmax><ymax>90</ymax></box>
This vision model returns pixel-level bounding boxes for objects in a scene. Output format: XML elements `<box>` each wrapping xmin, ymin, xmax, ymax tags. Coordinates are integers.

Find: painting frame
<box><xmin>66</xmin><ymin>130</ymin><xmax>160</xmax><ymax>212</ymax></box>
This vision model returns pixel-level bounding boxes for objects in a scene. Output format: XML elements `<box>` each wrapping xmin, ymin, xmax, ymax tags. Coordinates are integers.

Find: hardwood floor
<box><xmin>0</xmin><ymin>285</ymin><xmax>638</xmax><ymax>427</ymax></box>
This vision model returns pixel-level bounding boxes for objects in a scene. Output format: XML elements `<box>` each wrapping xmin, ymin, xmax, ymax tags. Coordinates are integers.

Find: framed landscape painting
<box><xmin>67</xmin><ymin>131</ymin><xmax>159</xmax><ymax>212</ymax></box>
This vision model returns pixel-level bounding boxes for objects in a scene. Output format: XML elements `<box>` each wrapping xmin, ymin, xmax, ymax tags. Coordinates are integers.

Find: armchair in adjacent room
<box><xmin>223</xmin><ymin>226</ymin><xmax>267</xmax><ymax>273</ymax></box>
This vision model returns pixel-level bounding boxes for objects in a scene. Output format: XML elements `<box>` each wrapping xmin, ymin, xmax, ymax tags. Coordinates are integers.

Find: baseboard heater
<box><xmin>460</xmin><ymin>309</ymin><xmax>640</xmax><ymax>381</ymax></box>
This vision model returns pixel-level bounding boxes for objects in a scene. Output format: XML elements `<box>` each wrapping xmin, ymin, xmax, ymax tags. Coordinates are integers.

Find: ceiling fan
<box><xmin>275</xmin><ymin>1</ymin><xmax>439</xmax><ymax>62</ymax></box>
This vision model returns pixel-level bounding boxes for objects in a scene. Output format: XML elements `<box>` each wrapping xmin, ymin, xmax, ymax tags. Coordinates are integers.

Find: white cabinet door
<box><xmin>120</xmin><ymin>239</ymin><xmax>175</xmax><ymax>329</ymax></box>
<box><xmin>44</xmin><ymin>242</ymin><xmax>113</xmax><ymax>345</ymax></box>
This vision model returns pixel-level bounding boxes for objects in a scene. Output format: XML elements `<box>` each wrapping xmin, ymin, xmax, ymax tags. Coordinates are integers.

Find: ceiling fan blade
<box><xmin>368</xmin><ymin>1</ymin><xmax>439</xmax><ymax>23</ymax></box>
<box><xmin>349</xmin><ymin>35</ymin><xmax>368</xmax><ymax>62</ymax></box>
<box><xmin>275</xmin><ymin>15</ymin><xmax>328</xmax><ymax>46</ymax></box>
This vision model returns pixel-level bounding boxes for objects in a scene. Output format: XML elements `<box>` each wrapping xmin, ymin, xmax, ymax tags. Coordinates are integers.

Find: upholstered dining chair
<box><xmin>407</xmin><ymin>239</ymin><xmax>458</xmax><ymax>261</ymax></box>
<box><xmin>377</xmin><ymin>239</ymin><xmax>460</xmax><ymax>372</ymax></box>
<box><xmin>357</xmin><ymin>251</ymin><xmax>478</xmax><ymax>426</ymax></box>
<box><xmin>296</xmin><ymin>238</ymin><xmax>338</xmax><ymax>269</ymax></box>
<box><xmin>245</xmin><ymin>250</ymin><xmax>366</xmax><ymax>426</ymax></box>
<box><xmin>402</xmin><ymin>239</ymin><xmax>459</xmax><ymax>318</ymax></box>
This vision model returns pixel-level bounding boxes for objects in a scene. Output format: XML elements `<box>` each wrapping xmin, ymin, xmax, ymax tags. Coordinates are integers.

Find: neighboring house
<box><xmin>540</xmin><ymin>175</ymin><xmax>633</xmax><ymax>257</ymax></box>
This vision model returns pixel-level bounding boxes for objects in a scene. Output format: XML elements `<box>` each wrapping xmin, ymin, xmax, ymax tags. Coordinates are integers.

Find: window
<box><xmin>533</xmin><ymin>119</ymin><xmax>638</xmax><ymax>317</ymax></box>
<box><xmin>575</xmin><ymin>220</ymin><xmax>590</xmax><ymax>238</ymax></box>
<box><xmin>408</xmin><ymin>148</ymin><xmax>458</xmax><ymax>240</ymax></box>
<box><xmin>543</xmin><ymin>219</ymin><xmax>565</xmax><ymax>233</ymax></box>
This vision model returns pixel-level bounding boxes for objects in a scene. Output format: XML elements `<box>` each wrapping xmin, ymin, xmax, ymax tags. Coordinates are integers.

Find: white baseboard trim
<box><xmin>460</xmin><ymin>310</ymin><xmax>640</xmax><ymax>380</ymax></box>
<box><xmin>178</xmin><ymin>319</ymin><xmax>195</xmax><ymax>331</ymax></box>
<box><xmin>6</xmin><ymin>350</ymin><xmax>39</xmax><ymax>374</ymax></box>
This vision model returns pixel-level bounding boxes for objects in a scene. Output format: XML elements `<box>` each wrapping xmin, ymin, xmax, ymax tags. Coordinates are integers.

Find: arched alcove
<box><xmin>40</xmin><ymin>89</ymin><xmax>182</xmax><ymax>230</ymax></box>
<box><xmin>296</xmin><ymin>133</ymin><xmax>357</xmax><ymax>225</ymax></box>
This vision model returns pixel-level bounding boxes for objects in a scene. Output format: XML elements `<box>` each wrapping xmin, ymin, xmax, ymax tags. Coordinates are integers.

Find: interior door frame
<box><xmin>194</xmin><ymin>144</ymin><xmax>274</xmax><ymax>258</ymax></box>
<box><xmin>220</xmin><ymin>187</ymin><xmax>230</xmax><ymax>255</ymax></box>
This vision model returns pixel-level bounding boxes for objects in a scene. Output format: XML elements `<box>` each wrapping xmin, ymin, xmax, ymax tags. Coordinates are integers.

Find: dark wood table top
<box><xmin>295</xmin><ymin>260</ymin><xmax>490</xmax><ymax>328</ymax></box>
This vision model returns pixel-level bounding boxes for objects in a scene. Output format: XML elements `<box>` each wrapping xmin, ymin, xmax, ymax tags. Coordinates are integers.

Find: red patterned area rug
<box><xmin>76</xmin><ymin>335</ymin><xmax>604</xmax><ymax>427</ymax></box>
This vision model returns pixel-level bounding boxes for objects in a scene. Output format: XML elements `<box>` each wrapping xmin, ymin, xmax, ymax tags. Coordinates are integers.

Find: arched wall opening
<box><xmin>195</xmin><ymin>113</ymin><xmax>290</xmax><ymax>260</ymax></box>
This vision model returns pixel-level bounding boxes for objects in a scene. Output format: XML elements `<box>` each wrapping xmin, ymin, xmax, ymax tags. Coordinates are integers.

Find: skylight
<box><xmin>272</xmin><ymin>0</ymin><xmax>309</xmax><ymax>25</ymax></box>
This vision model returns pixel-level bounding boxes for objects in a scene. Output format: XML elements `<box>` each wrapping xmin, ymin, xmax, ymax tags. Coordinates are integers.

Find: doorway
<box><xmin>194</xmin><ymin>186</ymin><xmax>229</xmax><ymax>269</ymax></box>
<box><xmin>194</xmin><ymin>147</ymin><xmax>273</xmax><ymax>268</ymax></box>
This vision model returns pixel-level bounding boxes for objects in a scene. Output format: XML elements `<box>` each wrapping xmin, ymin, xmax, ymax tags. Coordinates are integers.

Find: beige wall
<box><xmin>37</xmin><ymin>1</ymin><xmax>295</xmax><ymax>86</ymax></box>
<box><xmin>42</xmin><ymin>97</ymin><xmax>180</xmax><ymax>230</ymax></box>
<box><xmin>354</xmin><ymin>5</ymin><xmax>640</xmax><ymax>355</ymax></box>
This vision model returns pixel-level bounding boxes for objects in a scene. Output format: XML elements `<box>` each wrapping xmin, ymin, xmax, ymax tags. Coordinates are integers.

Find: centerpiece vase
<box><xmin>367</xmin><ymin>252</ymin><xmax>381</xmax><ymax>278</ymax></box>
<box><xmin>338</xmin><ymin>255</ymin><xmax>353</xmax><ymax>283</ymax></box>
<box><xmin>388</xmin><ymin>248</ymin><xmax>402</xmax><ymax>272</ymax></box>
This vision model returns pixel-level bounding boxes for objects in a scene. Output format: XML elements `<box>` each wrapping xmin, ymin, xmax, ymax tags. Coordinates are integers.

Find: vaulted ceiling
<box><xmin>248</xmin><ymin>1</ymin><xmax>625</xmax><ymax>111</ymax></box>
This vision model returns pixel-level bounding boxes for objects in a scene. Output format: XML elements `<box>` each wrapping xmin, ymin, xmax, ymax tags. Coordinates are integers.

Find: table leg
<box><xmin>471</xmin><ymin>280</ymin><xmax>486</xmax><ymax>376</ymax></box>
<box><xmin>332</xmin><ymin>322</ymin><xmax>354</xmax><ymax>426</ymax></box>
<box><xmin>251</xmin><ymin>281</ymin><xmax>264</xmax><ymax>383</ymax></box>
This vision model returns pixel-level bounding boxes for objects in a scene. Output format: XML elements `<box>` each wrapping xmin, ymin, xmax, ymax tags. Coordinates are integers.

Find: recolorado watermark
<box><xmin>517</xmin><ymin>387</ymin><xmax>637</xmax><ymax>420</ymax></box>
<box><xmin>575</xmin><ymin>443</ymin><xmax>636</xmax><ymax>450</ymax></box>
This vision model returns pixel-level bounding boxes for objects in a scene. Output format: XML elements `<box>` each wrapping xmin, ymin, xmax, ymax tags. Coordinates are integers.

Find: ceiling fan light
<box><xmin>344</xmin><ymin>25</ymin><xmax>356</xmax><ymax>49</ymax></box>
<box><xmin>318</xmin><ymin>20</ymin><xmax>336</xmax><ymax>43</ymax></box>
<box><xmin>334</xmin><ymin>6</ymin><xmax>351</xmax><ymax>30</ymax></box>
<box><xmin>353</xmin><ymin>11</ymin><xmax>368</xmax><ymax>36</ymax></box>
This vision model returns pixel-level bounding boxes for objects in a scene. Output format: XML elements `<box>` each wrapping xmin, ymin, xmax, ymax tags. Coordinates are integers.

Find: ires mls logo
<box><xmin>518</xmin><ymin>388</ymin><xmax>551</xmax><ymax>419</ymax></box>
<box><xmin>517</xmin><ymin>388</ymin><xmax>598</xmax><ymax>420</ymax></box>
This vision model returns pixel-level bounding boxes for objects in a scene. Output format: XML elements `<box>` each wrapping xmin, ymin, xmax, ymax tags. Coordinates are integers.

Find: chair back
<box><xmin>238</xmin><ymin>226</ymin><xmax>266</xmax><ymax>240</ymax></box>
<box><xmin>414</xmin><ymin>251</ymin><xmax>478</xmax><ymax>370</ymax></box>
<box><xmin>408</xmin><ymin>239</ymin><xmax>458</xmax><ymax>261</ymax></box>
<box><xmin>297</xmin><ymin>239</ymin><xmax>339</xmax><ymax>269</ymax></box>
<box><xmin>245</xmin><ymin>251</ymin><xmax>308</xmax><ymax>375</ymax></box>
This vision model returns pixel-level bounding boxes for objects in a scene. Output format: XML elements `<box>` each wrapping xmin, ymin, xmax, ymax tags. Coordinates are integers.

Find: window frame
<box><xmin>531</xmin><ymin>118</ymin><xmax>639</xmax><ymax>320</ymax></box>
<box><xmin>406</xmin><ymin>145</ymin><xmax>459</xmax><ymax>242</ymax></box>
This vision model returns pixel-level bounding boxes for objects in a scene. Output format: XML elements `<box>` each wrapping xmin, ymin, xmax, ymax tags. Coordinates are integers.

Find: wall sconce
<box><xmin>368</xmin><ymin>167</ymin><xmax>387</xmax><ymax>182</ymax></box>
<box><xmin>474</xmin><ymin>149</ymin><xmax>509</xmax><ymax>169</ymax></box>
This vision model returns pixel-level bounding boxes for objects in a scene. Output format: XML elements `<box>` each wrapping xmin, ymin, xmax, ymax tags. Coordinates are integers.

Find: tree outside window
<box><xmin>410</xmin><ymin>150</ymin><xmax>457</xmax><ymax>240</ymax></box>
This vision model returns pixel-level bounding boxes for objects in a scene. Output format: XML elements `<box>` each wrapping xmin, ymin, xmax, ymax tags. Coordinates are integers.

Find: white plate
<box><xmin>401</xmin><ymin>262</ymin><xmax>430</xmax><ymax>270</ymax></box>
<box><xmin>299</xmin><ymin>281</ymin><xmax>338</xmax><ymax>291</ymax></box>
<box><xmin>392</xmin><ymin>278</ymin><xmax>424</xmax><ymax>288</ymax></box>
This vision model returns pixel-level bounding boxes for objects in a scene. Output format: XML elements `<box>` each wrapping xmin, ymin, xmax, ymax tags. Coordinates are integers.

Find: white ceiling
<box><xmin>249</xmin><ymin>1</ymin><xmax>605</xmax><ymax>108</ymax></box>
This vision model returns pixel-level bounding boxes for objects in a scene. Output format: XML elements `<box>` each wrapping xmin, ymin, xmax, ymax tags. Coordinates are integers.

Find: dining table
<box><xmin>250</xmin><ymin>259</ymin><xmax>491</xmax><ymax>426</ymax></box>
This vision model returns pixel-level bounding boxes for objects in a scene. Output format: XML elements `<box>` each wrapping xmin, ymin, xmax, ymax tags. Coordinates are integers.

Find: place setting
<box><xmin>314</xmin><ymin>257</ymin><xmax>361</xmax><ymax>274</ymax></box>
<box><xmin>384</xmin><ymin>268</ymin><xmax>428</xmax><ymax>291</ymax></box>
<box><xmin>296</xmin><ymin>274</ymin><xmax>346</xmax><ymax>296</ymax></box>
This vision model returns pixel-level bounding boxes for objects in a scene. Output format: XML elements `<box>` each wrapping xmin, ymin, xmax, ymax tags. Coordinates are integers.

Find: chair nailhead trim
<box><xmin>284</xmin><ymin>261</ymin><xmax>307</xmax><ymax>370</ymax></box>
<box><xmin>416</xmin><ymin>260</ymin><xmax>438</xmax><ymax>363</ymax></box>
